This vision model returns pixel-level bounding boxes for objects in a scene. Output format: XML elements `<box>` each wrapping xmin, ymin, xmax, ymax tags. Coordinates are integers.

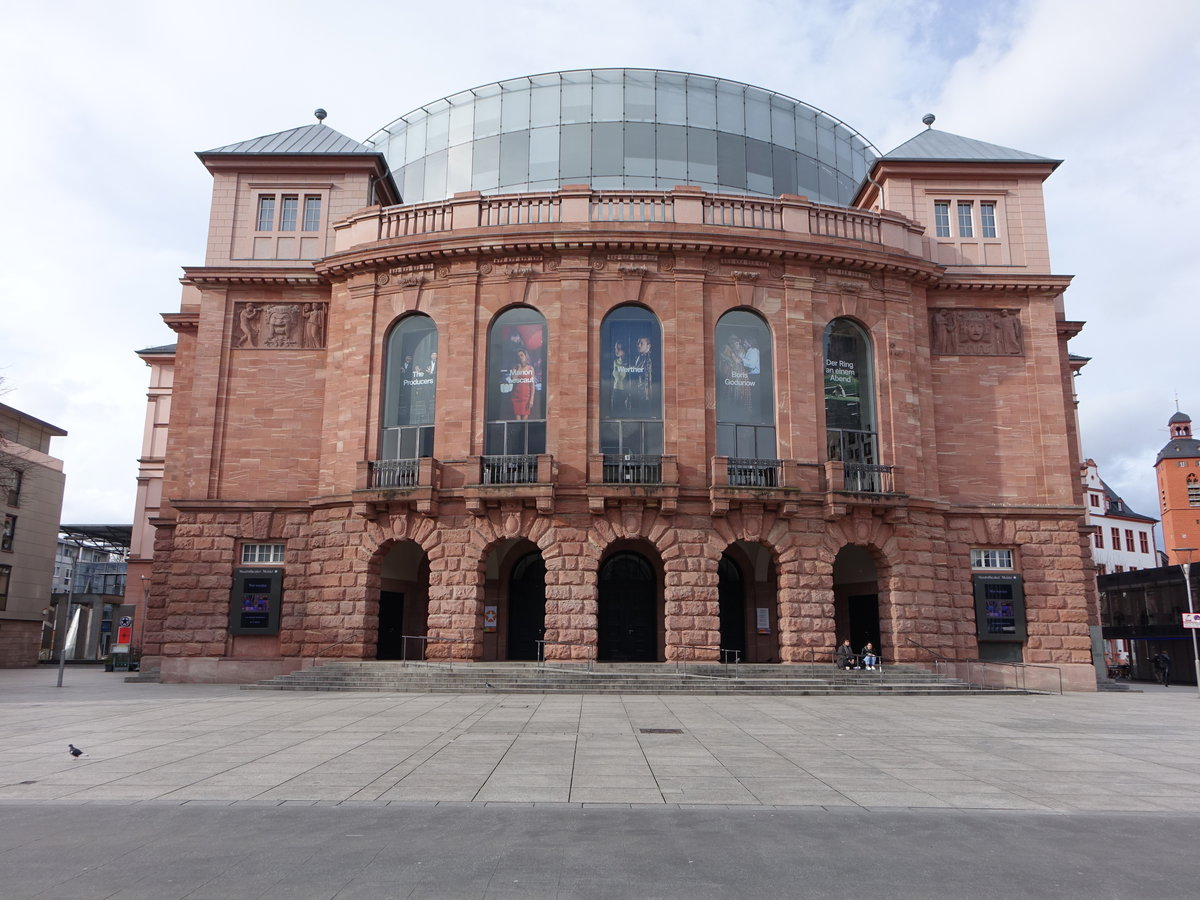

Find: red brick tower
<box><xmin>1155</xmin><ymin>410</ymin><xmax>1200</xmax><ymax>564</ymax></box>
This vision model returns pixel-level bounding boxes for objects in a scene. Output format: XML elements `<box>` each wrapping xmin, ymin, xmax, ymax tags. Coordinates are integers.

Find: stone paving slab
<box><xmin>1</xmin><ymin>667</ymin><xmax>1198</xmax><ymax>813</ymax></box>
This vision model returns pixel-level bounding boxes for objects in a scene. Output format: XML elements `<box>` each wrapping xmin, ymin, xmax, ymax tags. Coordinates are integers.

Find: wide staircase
<box><xmin>242</xmin><ymin>661</ymin><xmax>1031</xmax><ymax>696</ymax></box>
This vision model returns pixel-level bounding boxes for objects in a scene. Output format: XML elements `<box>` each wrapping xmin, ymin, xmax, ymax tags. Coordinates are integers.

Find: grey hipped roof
<box><xmin>882</xmin><ymin>128</ymin><xmax>1060</xmax><ymax>167</ymax></box>
<box><xmin>1157</xmin><ymin>437</ymin><xmax>1200</xmax><ymax>465</ymax></box>
<box><xmin>200</xmin><ymin>123</ymin><xmax>381</xmax><ymax>157</ymax></box>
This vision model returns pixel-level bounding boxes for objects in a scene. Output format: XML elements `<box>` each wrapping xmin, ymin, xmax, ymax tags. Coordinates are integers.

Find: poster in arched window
<box><xmin>715</xmin><ymin>310</ymin><xmax>773</xmax><ymax>427</ymax></box>
<box><xmin>384</xmin><ymin>315</ymin><xmax>439</xmax><ymax>428</ymax></box>
<box><xmin>487</xmin><ymin>309</ymin><xmax>547</xmax><ymax>424</ymax></box>
<box><xmin>601</xmin><ymin>306</ymin><xmax>662</xmax><ymax>421</ymax></box>
<box><xmin>824</xmin><ymin>319</ymin><xmax>873</xmax><ymax>431</ymax></box>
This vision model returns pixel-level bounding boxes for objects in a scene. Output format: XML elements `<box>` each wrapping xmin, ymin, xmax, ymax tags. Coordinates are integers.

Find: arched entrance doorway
<box><xmin>598</xmin><ymin>551</ymin><xmax>658</xmax><ymax>662</ymax></box>
<box><xmin>376</xmin><ymin>540</ymin><xmax>430</xmax><ymax>660</ymax></box>
<box><xmin>720</xmin><ymin>542</ymin><xmax>779</xmax><ymax>663</ymax></box>
<box><xmin>833</xmin><ymin>545</ymin><xmax>881</xmax><ymax>657</ymax></box>
<box><xmin>507</xmin><ymin>552</ymin><xmax>546</xmax><ymax>660</ymax></box>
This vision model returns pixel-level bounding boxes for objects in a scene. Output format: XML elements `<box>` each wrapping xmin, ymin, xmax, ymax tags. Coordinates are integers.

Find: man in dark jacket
<box><xmin>836</xmin><ymin>639</ymin><xmax>857</xmax><ymax>670</ymax></box>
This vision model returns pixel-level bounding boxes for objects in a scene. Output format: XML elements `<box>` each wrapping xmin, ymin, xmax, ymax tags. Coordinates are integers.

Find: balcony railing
<box><xmin>727</xmin><ymin>457</ymin><xmax>781</xmax><ymax>487</ymax></box>
<box><xmin>335</xmin><ymin>186</ymin><xmax>927</xmax><ymax>258</ymax></box>
<box><xmin>481</xmin><ymin>454</ymin><xmax>539</xmax><ymax>485</ymax></box>
<box><xmin>602</xmin><ymin>454</ymin><xmax>663</xmax><ymax>484</ymax></box>
<box><xmin>369</xmin><ymin>458</ymin><xmax>421</xmax><ymax>488</ymax></box>
<box><xmin>843</xmin><ymin>463</ymin><xmax>895</xmax><ymax>493</ymax></box>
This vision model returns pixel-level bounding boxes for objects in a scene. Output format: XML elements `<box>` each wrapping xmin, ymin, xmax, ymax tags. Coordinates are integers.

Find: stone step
<box><xmin>243</xmin><ymin>660</ymin><xmax>1024</xmax><ymax>695</ymax></box>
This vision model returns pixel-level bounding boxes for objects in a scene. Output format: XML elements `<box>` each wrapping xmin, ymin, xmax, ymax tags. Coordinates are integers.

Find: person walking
<box><xmin>1152</xmin><ymin>650</ymin><xmax>1173</xmax><ymax>687</ymax></box>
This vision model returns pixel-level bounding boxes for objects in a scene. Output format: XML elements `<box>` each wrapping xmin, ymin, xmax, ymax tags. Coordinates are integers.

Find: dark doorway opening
<box><xmin>507</xmin><ymin>553</ymin><xmax>546</xmax><ymax>660</ymax></box>
<box><xmin>598</xmin><ymin>552</ymin><xmax>657</xmax><ymax>662</ymax></box>
<box><xmin>848</xmin><ymin>593</ymin><xmax>880</xmax><ymax>656</ymax></box>
<box><xmin>718</xmin><ymin>556</ymin><xmax>746</xmax><ymax>661</ymax></box>
<box><xmin>377</xmin><ymin>591</ymin><xmax>406</xmax><ymax>660</ymax></box>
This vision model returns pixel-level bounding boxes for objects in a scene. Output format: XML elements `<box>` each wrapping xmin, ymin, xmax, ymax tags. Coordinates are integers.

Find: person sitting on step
<box><xmin>860</xmin><ymin>642</ymin><xmax>879</xmax><ymax>670</ymax></box>
<box><xmin>835</xmin><ymin>639</ymin><xmax>858</xmax><ymax>670</ymax></box>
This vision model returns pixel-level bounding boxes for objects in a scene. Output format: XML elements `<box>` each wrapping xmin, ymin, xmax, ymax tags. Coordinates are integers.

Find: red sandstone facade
<box><xmin>142</xmin><ymin>115</ymin><xmax>1098</xmax><ymax>689</ymax></box>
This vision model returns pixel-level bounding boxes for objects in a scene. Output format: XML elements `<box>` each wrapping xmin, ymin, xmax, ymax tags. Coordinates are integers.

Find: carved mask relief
<box><xmin>234</xmin><ymin>302</ymin><xmax>327</xmax><ymax>349</ymax></box>
<box><xmin>930</xmin><ymin>308</ymin><xmax>1023</xmax><ymax>356</ymax></box>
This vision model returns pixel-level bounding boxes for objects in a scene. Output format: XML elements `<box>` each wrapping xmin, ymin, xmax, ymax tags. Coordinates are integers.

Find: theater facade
<box><xmin>142</xmin><ymin>69</ymin><xmax>1098</xmax><ymax>688</ymax></box>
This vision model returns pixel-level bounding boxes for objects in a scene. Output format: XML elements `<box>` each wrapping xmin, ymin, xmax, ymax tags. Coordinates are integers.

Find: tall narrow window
<box><xmin>2</xmin><ymin>514</ymin><xmax>15</xmax><ymax>552</ymax></box>
<box><xmin>715</xmin><ymin>309</ymin><xmax>776</xmax><ymax>472</ymax></box>
<box><xmin>1094</xmin><ymin>530</ymin><xmax>1103</xmax><ymax>549</ymax></box>
<box><xmin>256</xmin><ymin>196</ymin><xmax>276</xmax><ymax>231</ymax></box>
<box><xmin>279</xmin><ymin>196</ymin><xmax>298</xmax><ymax>231</ymax></box>
<box><xmin>1125</xmin><ymin>529</ymin><xmax>1135</xmax><ymax>552</ymax></box>
<box><xmin>486</xmin><ymin>307</ymin><xmax>547</xmax><ymax>457</ymax></box>
<box><xmin>1111</xmin><ymin>527</ymin><xmax>1120</xmax><ymax>548</ymax></box>
<box><xmin>1188</xmin><ymin>474</ymin><xmax>1200</xmax><ymax>506</ymax></box>
<box><xmin>1139</xmin><ymin>532</ymin><xmax>1150</xmax><ymax>554</ymax></box>
<box><xmin>824</xmin><ymin>318</ymin><xmax>879</xmax><ymax>480</ymax></box>
<box><xmin>980</xmin><ymin>201</ymin><xmax>997</xmax><ymax>238</ymax></box>
<box><xmin>600</xmin><ymin>306</ymin><xmax>663</xmax><ymax>476</ymax></box>
<box><xmin>956</xmin><ymin>201</ymin><xmax>974</xmax><ymax>237</ymax></box>
<box><xmin>303</xmin><ymin>196</ymin><xmax>322</xmax><ymax>231</ymax></box>
<box><xmin>933</xmin><ymin>201</ymin><xmax>950</xmax><ymax>237</ymax></box>
<box><xmin>0</xmin><ymin>563</ymin><xmax>9</xmax><ymax>611</ymax></box>
<box><xmin>383</xmin><ymin>314</ymin><xmax>439</xmax><ymax>461</ymax></box>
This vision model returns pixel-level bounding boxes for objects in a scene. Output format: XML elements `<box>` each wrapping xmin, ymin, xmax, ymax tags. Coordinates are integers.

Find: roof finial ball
<box><xmin>314</xmin><ymin>108</ymin><xmax>327</xmax><ymax>123</ymax></box>
<box><xmin>922</xmin><ymin>113</ymin><xmax>936</xmax><ymax>129</ymax></box>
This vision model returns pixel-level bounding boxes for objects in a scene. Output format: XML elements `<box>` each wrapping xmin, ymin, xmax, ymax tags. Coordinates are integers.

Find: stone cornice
<box><xmin>180</xmin><ymin>266</ymin><xmax>325</xmax><ymax>288</ymax></box>
<box><xmin>931</xmin><ymin>273</ymin><xmax>1073</xmax><ymax>295</ymax></box>
<box><xmin>314</xmin><ymin>229</ymin><xmax>943</xmax><ymax>284</ymax></box>
<box><xmin>162</xmin><ymin>312</ymin><xmax>199</xmax><ymax>334</ymax></box>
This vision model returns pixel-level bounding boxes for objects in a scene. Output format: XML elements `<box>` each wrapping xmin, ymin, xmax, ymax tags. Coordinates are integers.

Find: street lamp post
<box><xmin>1171</xmin><ymin>547</ymin><xmax>1200</xmax><ymax>698</ymax></box>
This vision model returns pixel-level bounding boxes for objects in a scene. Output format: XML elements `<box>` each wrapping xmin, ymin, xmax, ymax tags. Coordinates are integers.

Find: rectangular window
<box><xmin>0</xmin><ymin>564</ymin><xmax>8</xmax><ymax>611</ymax></box>
<box><xmin>256</xmin><ymin>196</ymin><xmax>276</xmax><ymax>231</ymax></box>
<box><xmin>1115</xmin><ymin>565</ymin><xmax>1124</xmax><ymax>573</ymax></box>
<box><xmin>1140</xmin><ymin>532</ymin><xmax>1150</xmax><ymax>554</ymax></box>
<box><xmin>1094</xmin><ymin>530</ymin><xmax>1103</xmax><ymax>548</ymax></box>
<box><xmin>279</xmin><ymin>196</ymin><xmax>298</xmax><ymax>231</ymax></box>
<box><xmin>970</xmin><ymin>548</ymin><xmax>1013</xmax><ymax>570</ymax></box>
<box><xmin>933</xmin><ymin>201</ymin><xmax>950</xmax><ymax>237</ymax></box>
<box><xmin>1111</xmin><ymin>527</ymin><xmax>1121</xmax><ymax>549</ymax></box>
<box><xmin>303</xmin><ymin>196</ymin><xmax>321</xmax><ymax>231</ymax></box>
<box><xmin>1</xmin><ymin>514</ymin><xmax>14</xmax><ymax>552</ymax></box>
<box><xmin>3</xmin><ymin>468</ymin><xmax>20</xmax><ymax>506</ymax></box>
<box><xmin>1125</xmin><ymin>529</ymin><xmax>1135</xmax><ymax>552</ymax></box>
<box><xmin>1089</xmin><ymin>494</ymin><xmax>1100</xmax><ymax>507</ymax></box>
<box><xmin>956</xmin><ymin>201</ymin><xmax>974</xmax><ymax>237</ymax></box>
<box><xmin>241</xmin><ymin>543</ymin><xmax>285</xmax><ymax>564</ymax></box>
<box><xmin>980</xmin><ymin>201</ymin><xmax>997</xmax><ymax>238</ymax></box>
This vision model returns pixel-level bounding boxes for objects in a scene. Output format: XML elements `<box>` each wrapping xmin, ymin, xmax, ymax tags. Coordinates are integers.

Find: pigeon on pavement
<box><xmin>68</xmin><ymin>744</ymin><xmax>86</xmax><ymax>759</ymax></box>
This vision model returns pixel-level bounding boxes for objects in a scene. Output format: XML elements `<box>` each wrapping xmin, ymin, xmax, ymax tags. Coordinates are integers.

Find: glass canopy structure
<box><xmin>365</xmin><ymin>69</ymin><xmax>876</xmax><ymax>207</ymax></box>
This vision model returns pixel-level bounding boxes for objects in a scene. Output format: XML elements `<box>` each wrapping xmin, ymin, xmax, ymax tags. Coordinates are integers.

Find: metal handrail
<box><xmin>672</xmin><ymin>643</ymin><xmax>740</xmax><ymax>678</ymax></box>
<box><xmin>904</xmin><ymin>637</ymin><xmax>1063</xmax><ymax>694</ymax></box>
<box><xmin>398</xmin><ymin>634</ymin><xmax>476</xmax><ymax>672</ymax></box>
<box><xmin>536</xmin><ymin>639</ymin><xmax>596</xmax><ymax>672</ymax></box>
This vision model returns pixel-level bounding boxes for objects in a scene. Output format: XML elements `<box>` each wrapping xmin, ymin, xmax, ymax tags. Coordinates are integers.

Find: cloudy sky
<box><xmin>2</xmin><ymin>0</ymin><xmax>1197</xmax><ymax>534</ymax></box>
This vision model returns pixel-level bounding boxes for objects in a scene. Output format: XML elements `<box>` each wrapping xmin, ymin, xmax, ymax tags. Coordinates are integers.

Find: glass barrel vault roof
<box><xmin>364</xmin><ymin>69</ymin><xmax>877</xmax><ymax>207</ymax></box>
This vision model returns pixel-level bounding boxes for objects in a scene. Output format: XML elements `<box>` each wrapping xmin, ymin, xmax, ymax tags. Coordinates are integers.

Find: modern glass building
<box><xmin>364</xmin><ymin>68</ymin><xmax>876</xmax><ymax>206</ymax></box>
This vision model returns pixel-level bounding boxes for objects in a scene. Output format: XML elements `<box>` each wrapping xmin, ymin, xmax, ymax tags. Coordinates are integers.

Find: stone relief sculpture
<box><xmin>929</xmin><ymin>308</ymin><xmax>1023</xmax><ymax>356</ymax></box>
<box><xmin>233</xmin><ymin>302</ymin><xmax>328</xmax><ymax>349</ymax></box>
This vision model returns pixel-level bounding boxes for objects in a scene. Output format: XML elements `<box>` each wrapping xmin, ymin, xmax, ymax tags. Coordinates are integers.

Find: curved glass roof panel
<box><xmin>364</xmin><ymin>69</ymin><xmax>877</xmax><ymax>207</ymax></box>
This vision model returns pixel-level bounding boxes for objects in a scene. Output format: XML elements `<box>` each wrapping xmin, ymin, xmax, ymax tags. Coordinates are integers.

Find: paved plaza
<box><xmin>2</xmin><ymin>667</ymin><xmax>1198</xmax><ymax>810</ymax></box>
<box><xmin>2</xmin><ymin>668</ymin><xmax>1198</xmax><ymax>898</ymax></box>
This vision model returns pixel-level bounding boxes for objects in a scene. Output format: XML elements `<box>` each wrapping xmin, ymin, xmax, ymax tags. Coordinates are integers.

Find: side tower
<box><xmin>1155</xmin><ymin>411</ymin><xmax>1200</xmax><ymax>564</ymax></box>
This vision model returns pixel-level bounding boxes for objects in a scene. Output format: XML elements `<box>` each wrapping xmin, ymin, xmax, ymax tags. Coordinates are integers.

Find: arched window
<box><xmin>486</xmin><ymin>307</ymin><xmax>547</xmax><ymax>456</ymax></box>
<box><xmin>715</xmin><ymin>309</ymin><xmax>775</xmax><ymax>460</ymax></box>
<box><xmin>383</xmin><ymin>314</ymin><xmax>438</xmax><ymax>460</ymax></box>
<box><xmin>600</xmin><ymin>306</ymin><xmax>662</xmax><ymax>468</ymax></box>
<box><xmin>824</xmin><ymin>318</ymin><xmax>878</xmax><ymax>472</ymax></box>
